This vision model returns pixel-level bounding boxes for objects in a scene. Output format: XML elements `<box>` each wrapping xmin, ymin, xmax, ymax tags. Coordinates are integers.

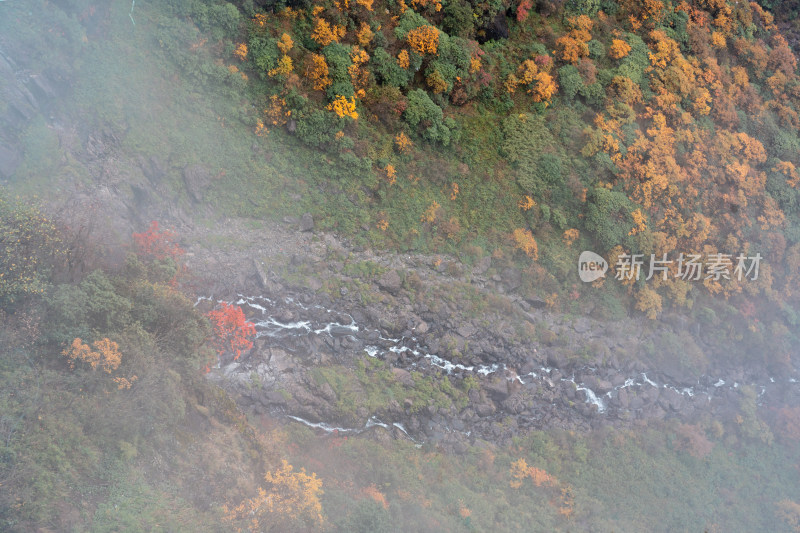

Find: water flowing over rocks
<box><xmin>191</xmin><ymin>228</ymin><xmax>800</xmax><ymax>451</ymax></box>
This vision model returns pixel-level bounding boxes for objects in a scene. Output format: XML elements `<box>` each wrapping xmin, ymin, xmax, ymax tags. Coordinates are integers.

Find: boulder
<box><xmin>299</xmin><ymin>212</ymin><xmax>314</xmax><ymax>232</ymax></box>
<box><xmin>183</xmin><ymin>164</ymin><xmax>211</xmax><ymax>203</ymax></box>
<box><xmin>378</xmin><ymin>270</ymin><xmax>402</xmax><ymax>295</ymax></box>
<box><xmin>473</xmin><ymin>255</ymin><xmax>491</xmax><ymax>275</ymax></box>
<box><xmin>484</xmin><ymin>377</ymin><xmax>510</xmax><ymax>401</ymax></box>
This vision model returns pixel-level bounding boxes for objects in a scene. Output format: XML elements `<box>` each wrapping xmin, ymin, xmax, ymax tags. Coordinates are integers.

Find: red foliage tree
<box><xmin>133</xmin><ymin>221</ymin><xmax>184</xmax><ymax>260</ymax></box>
<box><xmin>207</xmin><ymin>302</ymin><xmax>256</xmax><ymax>361</ymax></box>
<box><xmin>517</xmin><ymin>0</ymin><xmax>534</xmax><ymax>22</ymax></box>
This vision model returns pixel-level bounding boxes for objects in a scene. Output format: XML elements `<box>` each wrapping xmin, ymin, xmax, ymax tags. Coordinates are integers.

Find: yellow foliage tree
<box><xmin>311</xmin><ymin>18</ymin><xmax>345</xmax><ymax>46</ymax></box>
<box><xmin>512</xmin><ymin>228</ymin><xmax>539</xmax><ymax>260</ymax></box>
<box><xmin>395</xmin><ymin>132</ymin><xmax>413</xmax><ymax>153</ymax></box>
<box><xmin>421</xmin><ymin>200</ymin><xmax>440</xmax><ymax>223</ymax></box>
<box><xmin>530</xmin><ymin>72</ymin><xmax>557</xmax><ymax>103</ymax></box>
<box><xmin>327</xmin><ymin>95</ymin><xmax>358</xmax><ymax>119</ymax></box>
<box><xmin>397</xmin><ymin>49</ymin><xmax>410</xmax><ymax>68</ymax></box>
<box><xmin>268</xmin><ymin>55</ymin><xmax>293</xmax><ymax>78</ymax></box>
<box><xmin>635</xmin><ymin>287</ymin><xmax>662</xmax><ymax>319</ymax></box>
<box><xmin>357</xmin><ymin>22</ymin><xmax>374</xmax><ymax>46</ymax></box>
<box><xmin>519</xmin><ymin>195</ymin><xmax>536</xmax><ymax>211</ymax></box>
<box><xmin>308</xmin><ymin>54</ymin><xmax>332</xmax><ymax>91</ymax></box>
<box><xmin>63</xmin><ymin>337</ymin><xmax>122</xmax><ymax>373</ymax></box>
<box><xmin>563</xmin><ymin>228</ymin><xmax>579</xmax><ymax>246</ymax></box>
<box><xmin>426</xmin><ymin>70</ymin><xmax>448</xmax><ymax>93</ymax></box>
<box><xmin>407</xmin><ymin>25</ymin><xmax>439</xmax><ymax>54</ymax></box>
<box><xmin>349</xmin><ymin>47</ymin><xmax>370</xmax><ymax>98</ymax></box>
<box><xmin>385</xmin><ymin>164</ymin><xmax>397</xmax><ymax>185</ymax></box>
<box><xmin>224</xmin><ymin>460</ymin><xmax>324</xmax><ymax>531</ymax></box>
<box><xmin>234</xmin><ymin>43</ymin><xmax>248</xmax><ymax>60</ymax></box>
<box><xmin>277</xmin><ymin>33</ymin><xmax>294</xmax><ymax>54</ymax></box>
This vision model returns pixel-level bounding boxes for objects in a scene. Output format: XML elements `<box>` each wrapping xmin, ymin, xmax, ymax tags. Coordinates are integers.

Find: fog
<box><xmin>2</xmin><ymin>0</ymin><xmax>800</xmax><ymax>531</ymax></box>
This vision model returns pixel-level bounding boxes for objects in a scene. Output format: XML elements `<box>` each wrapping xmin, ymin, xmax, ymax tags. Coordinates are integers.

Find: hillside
<box><xmin>3</xmin><ymin>0</ymin><xmax>800</xmax><ymax>531</ymax></box>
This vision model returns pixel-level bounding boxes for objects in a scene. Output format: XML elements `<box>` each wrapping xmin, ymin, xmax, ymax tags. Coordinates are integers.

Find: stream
<box><xmin>198</xmin><ymin>294</ymin><xmax>787</xmax><ymax>442</ymax></box>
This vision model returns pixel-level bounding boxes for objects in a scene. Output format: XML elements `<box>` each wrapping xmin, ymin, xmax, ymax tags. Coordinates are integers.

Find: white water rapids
<box><xmin>199</xmin><ymin>294</ymin><xmax>788</xmax><ymax>436</ymax></box>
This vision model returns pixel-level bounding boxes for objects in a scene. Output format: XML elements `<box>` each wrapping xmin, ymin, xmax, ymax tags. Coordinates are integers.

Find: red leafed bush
<box><xmin>207</xmin><ymin>302</ymin><xmax>256</xmax><ymax>361</ymax></box>
<box><xmin>133</xmin><ymin>221</ymin><xmax>184</xmax><ymax>260</ymax></box>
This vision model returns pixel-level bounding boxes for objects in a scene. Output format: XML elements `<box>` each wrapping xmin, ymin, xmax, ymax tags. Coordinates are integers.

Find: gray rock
<box><xmin>473</xmin><ymin>255</ymin><xmax>491</xmax><ymax>275</ymax></box>
<box><xmin>573</xmin><ymin>317</ymin><xmax>591</xmax><ymax>334</ymax></box>
<box><xmin>299</xmin><ymin>212</ymin><xmax>314</xmax><ymax>232</ymax></box>
<box><xmin>141</xmin><ymin>155</ymin><xmax>167</xmax><ymax>183</ymax></box>
<box><xmin>262</xmin><ymin>390</ymin><xmax>289</xmax><ymax>406</ymax></box>
<box><xmin>475</xmin><ymin>402</ymin><xmax>495</xmax><ymax>416</ymax></box>
<box><xmin>525</xmin><ymin>297</ymin><xmax>547</xmax><ymax>309</ymax></box>
<box><xmin>183</xmin><ymin>164</ymin><xmax>211</xmax><ymax>202</ymax></box>
<box><xmin>616</xmin><ymin>388</ymin><xmax>630</xmax><ymax>409</ymax></box>
<box><xmin>392</xmin><ymin>368</ymin><xmax>415</xmax><ymax>387</ymax></box>
<box><xmin>378</xmin><ymin>270</ymin><xmax>402</xmax><ymax>295</ymax></box>
<box><xmin>456</xmin><ymin>323</ymin><xmax>476</xmax><ymax>338</ymax></box>
<box><xmin>501</xmin><ymin>267</ymin><xmax>522</xmax><ymax>290</ymax></box>
<box><xmin>484</xmin><ymin>377</ymin><xmax>510</xmax><ymax>401</ymax></box>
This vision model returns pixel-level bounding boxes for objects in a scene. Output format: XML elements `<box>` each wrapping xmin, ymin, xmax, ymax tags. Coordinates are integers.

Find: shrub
<box><xmin>0</xmin><ymin>192</ymin><xmax>62</xmax><ymax>306</ymax></box>
<box><xmin>404</xmin><ymin>89</ymin><xmax>457</xmax><ymax>145</ymax></box>
<box><xmin>371</xmin><ymin>47</ymin><xmax>411</xmax><ymax>88</ymax></box>
<box><xmin>585</xmin><ymin>187</ymin><xmax>640</xmax><ymax>252</ymax></box>
<box><xmin>296</xmin><ymin>109</ymin><xmax>345</xmax><ymax>147</ymax></box>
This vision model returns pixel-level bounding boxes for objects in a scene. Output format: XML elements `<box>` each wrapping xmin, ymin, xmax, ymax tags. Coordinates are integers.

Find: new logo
<box><xmin>578</xmin><ymin>251</ymin><xmax>607</xmax><ymax>282</ymax></box>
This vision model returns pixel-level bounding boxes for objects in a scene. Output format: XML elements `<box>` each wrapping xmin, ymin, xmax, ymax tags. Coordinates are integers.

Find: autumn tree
<box><xmin>133</xmin><ymin>221</ymin><xmax>184</xmax><ymax>261</ymax></box>
<box><xmin>609</xmin><ymin>38</ymin><xmax>631</xmax><ymax>59</ymax></box>
<box><xmin>308</xmin><ymin>53</ymin><xmax>332</xmax><ymax>91</ymax></box>
<box><xmin>512</xmin><ymin>228</ymin><xmax>539</xmax><ymax>260</ymax></box>
<box><xmin>224</xmin><ymin>460</ymin><xmax>324</xmax><ymax>531</ymax></box>
<box><xmin>672</xmin><ymin>423</ymin><xmax>714</xmax><ymax>458</ymax></box>
<box><xmin>311</xmin><ymin>18</ymin><xmax>345</xmax><ymax>47</ymax></box>
<box><xmin>207</xmin><ymin>302</ymin><xmax>256</xmax><ymax>361</ymax></box>
<box><xmin>509</xmin><ymin>458</ymin><xmax>557</xmax><ymax>488</ymax></box>
<box><xmin>407</xmin><ymin>25</ymin><xmax>440</xmax><ymax>55</ymax></box>
<box><xmin>512</xmin><ymin>59</ymin><xmax>558</xmax><ymax>103</ymax></box>
<box><xmin>555</xmin><ymin>15</ymin><xmax>593</xmax><ymax>64</ymax></box>
<box><xmin>327</xmin><ymin>95</ymin><xmax>359</xmax><ymax>119</ymax></box>
<box><xmin>62</xmin><ymin>337</ymin><xmax>137</xmax><ymax>389</ymax></box>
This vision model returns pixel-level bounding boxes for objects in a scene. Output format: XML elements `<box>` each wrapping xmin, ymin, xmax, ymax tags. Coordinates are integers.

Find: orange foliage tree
<box><xmin>62</xmin><ymin>338</ymin><xmax>137</xmax><ymax>389</ymax></box>
<box><xmin>609</xmin><ymin>38</ymin><xmax>631</xmax><ymax>59</ymax></box>
<box><xmin>207</xmin><ymin>302</ymin><xmax>256</xmax><ymax>361</ymax></box>
<box><xmin>672</xmin><ymin>423</ymin><xmax>714</xmax><ymax>458</ymax></box>
<box><xmin>555</xmin><ymin>15</ymin><xmax>593</xmax><ymax>64</ymax></box>
<box><xmin>509</xmin><ymin>458</ymin><xmax>557</xmax><ymax>488</ymax></box>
